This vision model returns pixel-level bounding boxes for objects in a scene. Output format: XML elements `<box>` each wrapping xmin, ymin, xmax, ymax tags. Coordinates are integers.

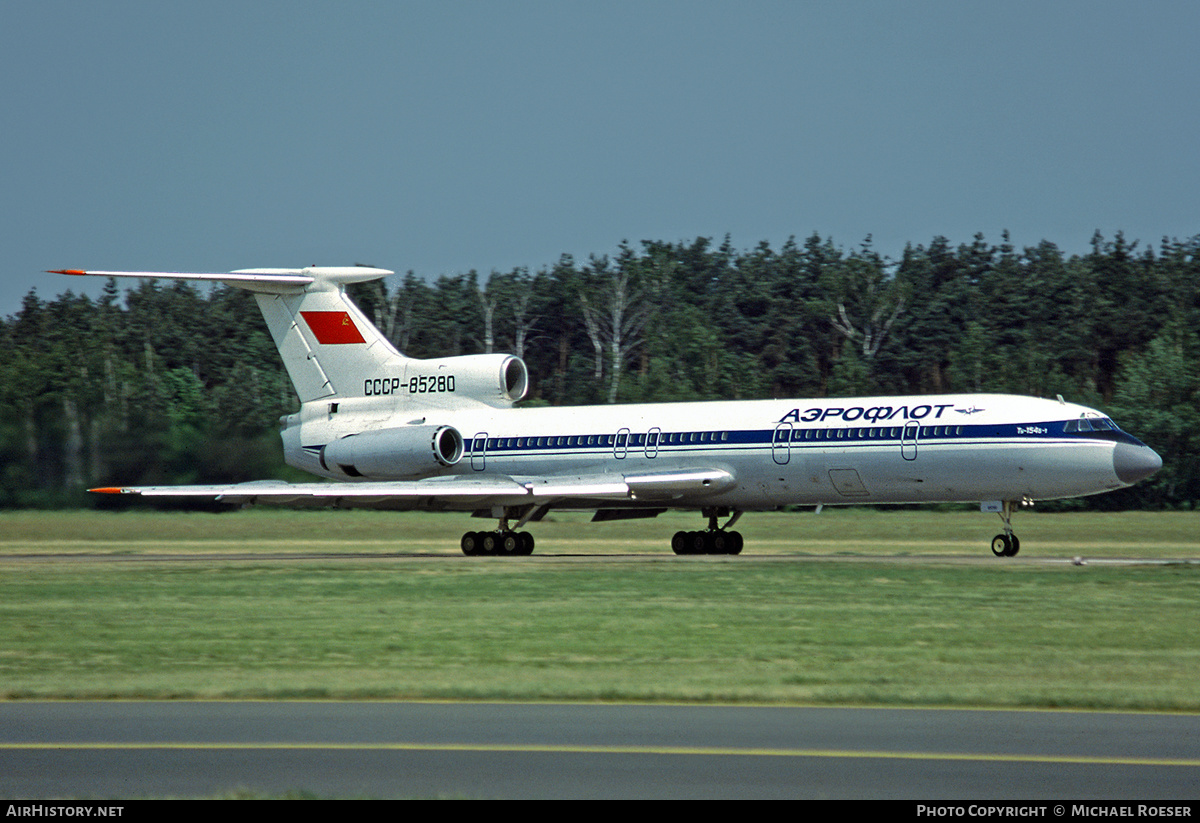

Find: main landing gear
<box><xmin>461</xmin><ymin>530</ymin><xmax>534</xmax><ymax>556</ymax></box>
<box><xmin>461</xmin><ymin>506</ymin><xmax>538</xmax><ymax>556</ymax></box>
<box><xmin>672</xmin><ymin>509</ymin><xmax>745</xmax><ymax>556</ymax></box>
<box><xmin>989</xmin><ymin>499</ymin><xmax>1026</xmax><ymax>557</ymax></box>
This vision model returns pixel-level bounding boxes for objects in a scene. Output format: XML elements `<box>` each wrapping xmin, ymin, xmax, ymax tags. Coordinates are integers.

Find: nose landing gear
<box><xmin>991</xmin><ymin>532</ymin><xmax>1020</xmax><ymax>557</ymax></box>
<box><xmin>987</xmin><ymin>499</ymin><xmax>1027</xmax><ymax>557</ymax></box>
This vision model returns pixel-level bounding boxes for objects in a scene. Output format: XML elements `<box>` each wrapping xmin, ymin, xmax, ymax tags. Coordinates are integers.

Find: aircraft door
<box><xmin>901</xmin><ymin>421</ymin><xmax>919</xmax><ymax>461</ymax></box>
<box><xmin>614</xmin><ymin>427</ymin><xmax>630</xmax><ymax>459</ymax></box>
<box><xmin>772</xmin><ymin>422</ymin><xmax>792</xmax><ymax>465</ymax></box>
<box><xmin>471</xmin><ymin>432</ymin><xmax>488</xmax><ymax>471</ymax></box>
<box><xmin>645</xmin><ymin>427</ymin><xmax>660</xmax><ymax>459</ymax></box>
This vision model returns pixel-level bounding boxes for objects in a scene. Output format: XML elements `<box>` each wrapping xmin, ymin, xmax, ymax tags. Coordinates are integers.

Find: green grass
<box><xmin>2</xmin><ymin>506</ymin><xmax>1197</xmax><ymax>555</ymax></box>
<box><xmin>0</xmin><ymin>508</ymin><xmax>1196</xmax><ymax>708</ymax></box>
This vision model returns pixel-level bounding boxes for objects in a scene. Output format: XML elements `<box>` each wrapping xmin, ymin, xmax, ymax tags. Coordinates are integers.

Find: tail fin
<box><xmin>242</xmin><ymin>268</ymin><xmax>403</xmax><ymax>402</ymax></box>
<box><xmin>52</xmin><ymin>266</ymin><xmax>404</xmax><ymax>402</ymax></box>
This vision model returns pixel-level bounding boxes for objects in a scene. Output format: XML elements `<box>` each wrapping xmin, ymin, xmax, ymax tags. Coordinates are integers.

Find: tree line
<box><xmin>3</xmin><ymin>230</ymin><xmax>1197</xmax><ymax>509</ymax></box>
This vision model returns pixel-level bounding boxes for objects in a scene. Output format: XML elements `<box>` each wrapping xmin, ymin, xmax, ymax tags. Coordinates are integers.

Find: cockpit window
<box><xmin>1064</xmin><ymin>416</ymin><xmax>1119</xmax><ymax>434</ymax></box>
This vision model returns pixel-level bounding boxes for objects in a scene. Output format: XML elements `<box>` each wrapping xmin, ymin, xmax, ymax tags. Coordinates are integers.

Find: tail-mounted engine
<box><xmin>320</xmin><ymin>424</ymin><xmax>464</xmax><ymax>480</ymax></box>
<box><xmin>402</xmin><ymin>354</ymin><xmax>528</xmax><ymax>408</ymax></box>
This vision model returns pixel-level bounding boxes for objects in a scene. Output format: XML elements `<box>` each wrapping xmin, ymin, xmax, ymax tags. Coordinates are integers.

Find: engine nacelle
<box><xmin>320</xmin><ymin>424</ymin><xmax>464</xmax><ymax>480</ymax></box>
<box><xmin>404</xmin><ymin>354</ymin><xmax>528</xmax><ymax>408</ymax></box>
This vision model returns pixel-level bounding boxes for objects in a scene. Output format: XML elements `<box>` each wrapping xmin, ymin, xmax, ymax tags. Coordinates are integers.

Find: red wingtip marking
<box><xmin>89</xmin><ymin>487</ymin><xmax>126</xmax><ymax>494</ymax></box>
<box><xmin>48</xmin><ymin>269</ymin><xmax>88</xmax><ymax>276</ymax></box>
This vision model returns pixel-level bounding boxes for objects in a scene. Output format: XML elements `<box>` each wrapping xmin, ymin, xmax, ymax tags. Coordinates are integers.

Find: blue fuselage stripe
<box><xmin>453</xmin><ymin>422</ymin><xmax>1138</xmax><ymax>457</ymax></box>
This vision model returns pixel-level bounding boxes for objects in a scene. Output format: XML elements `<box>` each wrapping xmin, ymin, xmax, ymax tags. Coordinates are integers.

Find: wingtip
<box><xmin>48</xmin><ymin>269</ymin><xmax>88</xmax><ymax>276</ymax></box>
<box><xmin>89</xmin><ymin>486</ymin><xmax>129</xmax><ymax>494</ymax></box>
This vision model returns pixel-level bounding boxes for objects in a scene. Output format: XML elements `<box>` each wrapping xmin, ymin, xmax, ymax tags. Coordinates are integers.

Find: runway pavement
<box><xmin>2</xmin><ymin>701</ymin><xmax>1198</xmax><ymax>799</ymax></box>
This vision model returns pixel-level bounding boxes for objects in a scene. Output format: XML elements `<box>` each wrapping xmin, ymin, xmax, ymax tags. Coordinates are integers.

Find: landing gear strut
<box><xmin>990</xmin><ymin>499</ymin><xmax>1023</xmax><ymax>557</ymax></box>
<box><xmin>672</xmin><ymin>508</ymin><xmax>745</xmax><ymax>556</ymax></box>
<box><xmin>461</xmin><ymin>506</ymin><xmax>536</xmax><ymax>556</ymax></box>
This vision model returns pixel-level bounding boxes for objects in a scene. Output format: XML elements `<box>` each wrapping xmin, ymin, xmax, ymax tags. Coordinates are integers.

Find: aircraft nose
<box><xmin>1113</xmin><ymin>441</ymin><xmax>1163</xmax><ymax>485</ymax></box>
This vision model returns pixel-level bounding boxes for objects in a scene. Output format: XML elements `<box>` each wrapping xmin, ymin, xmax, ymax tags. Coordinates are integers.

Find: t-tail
<box><xmin>50</xmin><ymin>267</ymin><xmax>529</xmax><ymax>408</ymax></box>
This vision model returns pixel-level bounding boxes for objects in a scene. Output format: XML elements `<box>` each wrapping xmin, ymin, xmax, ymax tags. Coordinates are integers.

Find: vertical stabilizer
<box><xmin>247</xmin><ymin>272</ymin><xmax>405</xmax><ymax>402</ymax></box>
<box><xmin>51</xmin><ymin>266</ymin><xmax>405</xmax><ymax>403</ymax></box>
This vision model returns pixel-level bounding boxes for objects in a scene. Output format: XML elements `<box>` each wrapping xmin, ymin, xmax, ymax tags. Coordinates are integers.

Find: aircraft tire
<box><xmin>482</xmin><ymin>532</ymin><xmax>500</xmax><ymax>555</ymax></box>
<box><xmin>671</xmin><ymin>531</ymin><xmax>689</xmax><ymax>555</ymax></box>
<box><xmin>461</xmin><ymin>532</ymin><xmax>483</xmax><ymax>556</ymax></box>
<box><xmin>517</xmin><ymin>531</ymin><xmax>535</xmax><ymax>555</ymax></box>
<box><xmin>991</xmin><ymin>534</ymin><xmax>1016</xmax><ymax>557</ymax></box>
<box><xmin>726</xmin><ymin>531</ymin><xmax>744</xmax><ymax>555</ymax></box>
<box><xmin>499</xmin><ymin>532</ymin><xmax>521</xmax><ymax>555</ymax></box>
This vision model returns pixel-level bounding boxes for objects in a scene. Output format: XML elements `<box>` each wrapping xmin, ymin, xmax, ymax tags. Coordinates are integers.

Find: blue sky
<box><xmin>5</xmin><ymin>0</ymin><xmax>1198</xmax><ymax>317</ymax></box>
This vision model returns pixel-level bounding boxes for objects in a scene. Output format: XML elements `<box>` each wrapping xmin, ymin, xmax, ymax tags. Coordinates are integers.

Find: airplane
<box><xmin>52</xmin><ymin>265</ymin><xmax>1163</xmax><ymax>557</ymax></box>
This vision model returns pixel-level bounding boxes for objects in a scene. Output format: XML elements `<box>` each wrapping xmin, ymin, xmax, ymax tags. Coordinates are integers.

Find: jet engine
<box><xmin>320</xmin><ymin>424</ymin><xmax>464</xmax><ymax>479</ymax></box>
<box><xmin>403</xmin><ymin>354</ymin><xmax>528</xmax><ymax>407</ymax></box>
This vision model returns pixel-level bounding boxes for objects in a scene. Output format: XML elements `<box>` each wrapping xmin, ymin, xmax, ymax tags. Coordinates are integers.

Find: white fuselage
<box><xmin>283</xmin><ymin>392</ymin><xmax>1152</xmax><ymax>511</ymax></box>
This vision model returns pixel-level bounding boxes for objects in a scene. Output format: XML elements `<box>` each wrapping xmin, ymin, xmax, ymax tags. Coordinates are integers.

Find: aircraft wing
<box><xmin>91</xmin><ymin>468</ymin><xmax>736</xmax><ymax>508</ymax></box>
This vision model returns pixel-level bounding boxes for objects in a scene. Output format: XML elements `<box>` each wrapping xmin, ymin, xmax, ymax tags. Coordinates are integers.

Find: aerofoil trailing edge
<box><xmin>54</xmin><ymin>265</ymin><xmax>1162</xmax><ymax>557</ymax></box>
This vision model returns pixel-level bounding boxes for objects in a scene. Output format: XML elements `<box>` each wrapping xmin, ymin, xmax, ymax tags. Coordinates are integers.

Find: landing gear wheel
<box><xmin>991</xmin><ymin>534</ymin><xmax>1009</xmax><ymax>556</ymax></box>
<box><xmin>991</xmin><ymin>534</ymin><xmax>1020</xmax><ymax>557</ymax></box>
<box><xmin>461</xmin><ymin>532</ymin><xmax>483</xmax><ymax>556</ymax></box>
<box><xmin>672</xmin><ymin>529</ymin><xmax>746</xmax><ymax>555</ymax></box>
<box><xmin>463</xmin><ymin>526</ymin><xmax>535</xmax><ymax>557</ymax></box>
<box><xmin>500</xmin><ymin>532</ymin><xmax>521</xmax><ymax>555</ymax></box>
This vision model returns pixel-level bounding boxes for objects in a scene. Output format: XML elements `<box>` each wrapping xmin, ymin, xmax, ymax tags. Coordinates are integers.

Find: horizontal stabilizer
<box><xmin>49</xmin><ymin>267</ymin><xmax>393</xmax><ymax>295</ymax></box>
